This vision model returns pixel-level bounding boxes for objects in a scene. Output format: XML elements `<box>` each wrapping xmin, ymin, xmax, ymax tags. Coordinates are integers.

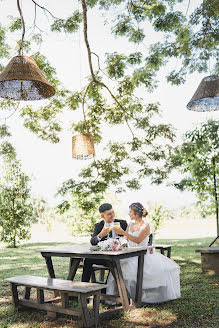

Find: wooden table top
<box><xmin>155</xmin><ymin>244</ymin><xmax>174</xmax><ymax>248</ymax></box>
<box><xmin>195</xmin><ymin>246</ymin><xmax>219</xmax><ymax>253</ymax></box>
<box><xmin>37</xmin><ymin>244</ymin><xmax>151</xmax><ymax>256</ymax></box>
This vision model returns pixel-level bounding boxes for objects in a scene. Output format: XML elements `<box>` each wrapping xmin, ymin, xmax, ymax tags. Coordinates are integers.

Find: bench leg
<box><xmin>24</xmin><ymin>287</ymin><xmax>31</xmax><ymax>300</ymax></box>
<box><xmin>79</xmin><ymin>293</ymin><xmax>101</xmax><ymax>328</ymax></box>
<box><xmin>61</xmin><ymin>292</ymin><xmax>69</xmax><ymax>308</ymax></box>
<box><xmin>79</xmin><ymin>294</ymin><xmax>91</xmax><ymax>327</ymax></box>
<box><xmin>167</xmin><ymin>247</ymin><xmax>171</xmax><ymax>258</ymax></box>
<box><xmin>37</xmin><ymin>288</ymin><xmax>44</xmax><ymax>304</ymax></box>
<box><xmin>93</xmin><ymin>292</ymin><xmax>100</xmax><ymax>324</ymax></box>
<box><xmin>11</xmin><ymin>283</ymin><xmax>19</xmax><ymax>309</ymax></box>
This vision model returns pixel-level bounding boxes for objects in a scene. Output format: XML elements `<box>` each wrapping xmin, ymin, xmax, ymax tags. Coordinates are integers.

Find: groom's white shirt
<box><xmin>97</xmin><ymin>219</ymin><xmax>118</xmax><ymax>241</ymax></box>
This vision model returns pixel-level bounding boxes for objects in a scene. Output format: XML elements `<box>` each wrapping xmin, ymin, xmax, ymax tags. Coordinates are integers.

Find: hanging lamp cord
<box><xmin>81</xmin><ymin>0</ymin><xmax>135</xmax><ymax>139</ymax></box>
<box><xmin>17</xmin><ymin>0</ymin><xmax>25</xmax><ymax>55</ymax></box>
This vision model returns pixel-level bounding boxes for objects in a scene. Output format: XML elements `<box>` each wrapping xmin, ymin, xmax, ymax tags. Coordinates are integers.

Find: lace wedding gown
<box><xmin>106</xmin><ymin>222</ymin><xmax>181</xmax><ymax>303</ymax></box>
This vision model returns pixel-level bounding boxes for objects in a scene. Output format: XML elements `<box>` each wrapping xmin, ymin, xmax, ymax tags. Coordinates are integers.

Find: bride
<box><xmin>106</xmin><ymin>202</ymin><xmax>181</xmax><ymax>303</ymax></box>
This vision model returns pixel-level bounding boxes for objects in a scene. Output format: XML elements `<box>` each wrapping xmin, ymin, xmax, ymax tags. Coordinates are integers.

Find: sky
<box><xmin>0</xmin><ymin>0</ymin><xmax>218</xmax><ymax>212</ymax></box>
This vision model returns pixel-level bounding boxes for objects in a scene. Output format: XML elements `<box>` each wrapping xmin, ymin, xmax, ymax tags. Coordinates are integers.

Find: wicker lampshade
<box><xmin>0</xmin><ymin>55</ymin><xmax>55</xmax><ymax>101</ymax></box>
<box><xmin>72</xmin><ymin>133</ymin><xmax>95</xmax><ymax>159</ymax></box>
<box><xmin>187</xmin><ymin>75</ymin><xmax>219</xmax><ymax>112</ymax></box>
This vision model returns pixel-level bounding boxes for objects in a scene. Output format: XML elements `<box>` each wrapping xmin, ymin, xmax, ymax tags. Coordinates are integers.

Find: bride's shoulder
<box><xmin>127</xmin><ymin>221</ymin><xmax>132</xmax><ymax>228</ymax></box>
<box><xmin>127</xmin><ymin>221</ymin><xmax>135</xmax><ymax>231</ymax></box>
<box><xmin>139</xmin><ymin>221</ymin><xmax>151</xmax><ymax>232</ymax></box>
<box><xmin>141</xmin><ymin>221</ymin><xmax>149</xmax><ymax>228</ymax></box>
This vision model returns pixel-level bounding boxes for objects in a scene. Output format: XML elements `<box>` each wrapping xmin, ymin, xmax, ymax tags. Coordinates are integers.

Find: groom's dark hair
<box><xmin>99</xmin><ymin>203</ymin><xmax>112</xmax><ymax>213</ymax></box>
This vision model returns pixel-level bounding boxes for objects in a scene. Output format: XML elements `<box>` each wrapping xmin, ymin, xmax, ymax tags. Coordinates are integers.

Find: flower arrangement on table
<box><xmin>90</xmin><ymin>238</ymin><xmax>128</xmax><ymax>251</ymax></box>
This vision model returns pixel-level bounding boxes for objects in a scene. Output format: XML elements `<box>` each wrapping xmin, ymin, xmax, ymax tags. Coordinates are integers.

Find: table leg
<box><xmin>108</xmin><ymin>261</ymin><xmax>117</xmax><ymax>281</ymax></box>
<box><xmin>44</xmin><ymin>256</ymin><xmax>56</xmax><ymax>278</ymax></box>
<box><xmin>67</xmin><ymin>258</ymin><xmax>81</xmax><ymax>280</ymax></box>
<box><xmin>44</xmin><ymin>256</ymin><xmax>59</xmax><ymax>297</ymax></box>
<box><xmin>113</xmin><ymin>259</ymin><xmax>130</xmax><ymax>311</ymax></box>
<box><xmin>135</xmin><ymin>252</ymin><xmax>144</xmax><ymax>307</ymax></box>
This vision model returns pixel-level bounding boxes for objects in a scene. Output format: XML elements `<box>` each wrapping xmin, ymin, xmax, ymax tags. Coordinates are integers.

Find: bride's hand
<box><xmin>116</xmin><ymin>227</ymin><xmax>125</xmax><ymax>235</ymax></box>
<box><xmin>149</xmin><ymin>248</ymin><xmax>154</xmax><ymax>254</ymax></box>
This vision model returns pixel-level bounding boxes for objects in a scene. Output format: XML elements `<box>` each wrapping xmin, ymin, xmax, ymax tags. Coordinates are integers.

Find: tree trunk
<box><xmin>212</xmin><ymin>157</ymin><xmax>219</xmax><ymax>236</ymax></box>
<box><xmin>12</xmin><ymin>196</ymin><xmax>16</xmax><ymax>248</ymax></box>
<box><xmin>13</xmin><ymin>232</ymin><xmax>16</xmax><ymax>248</ymax></box>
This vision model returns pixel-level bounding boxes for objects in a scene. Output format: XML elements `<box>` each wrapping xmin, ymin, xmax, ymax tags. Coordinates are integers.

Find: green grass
<box><xmin>0</xmin><ymin>237</ymin><xmax>218</xmax><ymax>328</ymax></box>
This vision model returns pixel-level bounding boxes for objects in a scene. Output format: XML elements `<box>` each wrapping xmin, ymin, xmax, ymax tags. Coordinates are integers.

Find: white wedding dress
<box><xmin>106</xmin><ymin>222</ymin><xmax>181</xmax><ymax>303</ymax></box>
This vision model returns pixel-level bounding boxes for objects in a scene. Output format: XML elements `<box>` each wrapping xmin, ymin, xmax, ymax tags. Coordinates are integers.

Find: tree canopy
<box><xmin>0</xmin><ymin>0</ymin><xmax>218</xmax><ymax>218</ymax></box>
<box><xmin>0</xmin><ymin>126</ymin><xmax>36</xmax><ymax>247</ymax></box>
<box><xmin>169</xmin><ymin>120</ymin><xmax>219</xmax><ymax>235</ymax></box>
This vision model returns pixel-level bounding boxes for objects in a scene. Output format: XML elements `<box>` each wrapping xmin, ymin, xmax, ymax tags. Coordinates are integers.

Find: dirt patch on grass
<box><xmin>124</xmin><ymin>309</ymin><xmax>177</xmax><ymax>327</ymax></box>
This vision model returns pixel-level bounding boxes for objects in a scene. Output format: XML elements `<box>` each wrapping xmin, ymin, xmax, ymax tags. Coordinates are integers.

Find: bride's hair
<box><xmin>129</xmin><ymin>202</ymin><xmax>148</xmax><ymax>218</ymax></box>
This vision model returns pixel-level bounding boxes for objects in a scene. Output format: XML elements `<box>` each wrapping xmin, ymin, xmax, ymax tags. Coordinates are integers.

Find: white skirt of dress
<box><xmin>106</xmin><ymin>250</ymin><xmax>181</xmax><ymax>303</ymax></box>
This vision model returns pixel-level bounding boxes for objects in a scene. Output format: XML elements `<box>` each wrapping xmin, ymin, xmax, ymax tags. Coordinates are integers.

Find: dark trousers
<box><xmin>81</xmin><ymin>258</ymin><xmax>108</xmax><ymax>282</ymax></box>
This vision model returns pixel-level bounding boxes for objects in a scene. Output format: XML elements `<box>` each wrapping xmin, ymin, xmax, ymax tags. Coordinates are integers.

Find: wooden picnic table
<box><xmin>37</xmin><ymin>245</ymin><xmax>151</xmax><ymax>313</ymax></box>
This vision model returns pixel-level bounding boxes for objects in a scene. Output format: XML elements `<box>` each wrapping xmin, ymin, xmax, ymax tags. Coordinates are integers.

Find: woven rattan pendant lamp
<box><xmin>0</xmin><ymin>0</ymin><xmax>55</xmax><ymax>101</ymax></box>
<box><xmin>187</xmin><ymin>75</ymin><xmax>219</xmax><ymax>112</ymax></box>
<box><xmin>72</xmin><ymin>89</ymin><xmax>95</xmax><ymax>159</ymax></box>
<box><xmin>72</xmin><ymin>133</ymin><xmax>95</xmax><ymax>159</ymax></box>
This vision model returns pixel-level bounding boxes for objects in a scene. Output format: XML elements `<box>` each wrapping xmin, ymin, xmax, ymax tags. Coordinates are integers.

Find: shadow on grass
<box><xmin>0</xmin><ymin>237</ymin><xmax>218</xmax><ymax>328</ymax></box>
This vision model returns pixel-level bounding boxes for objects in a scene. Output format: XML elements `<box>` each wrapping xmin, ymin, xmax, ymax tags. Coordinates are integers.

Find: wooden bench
<box><xmin>195</xmin><ymin>246</ymin><xmax>219</xmax><ymax>274</ymax></box>
<box><xmin>155</xmin><ymin>245</ymin><xmax>174</xmax><ymax>258</ymax></box>
<box><xmin>5</xmin><ymin>275</ymin><xmax>107</xmax><ymax>328</ymax></box>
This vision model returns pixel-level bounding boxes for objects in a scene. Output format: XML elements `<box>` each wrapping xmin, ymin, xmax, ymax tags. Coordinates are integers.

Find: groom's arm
<box><xmin>120</xmin><ymin>220</ymin><xmax>128</xmax><ymax>231</ymax></box>
<box><xmin>90</xmin><ymin>222</ymin><xmax>106</xmax><ymax>245</ymax></box>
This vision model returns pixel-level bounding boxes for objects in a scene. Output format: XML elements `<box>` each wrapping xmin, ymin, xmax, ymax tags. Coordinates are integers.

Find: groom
<box><xmin>81</xmin><ymin>203</ymin><xmax>128</xmax><ymax>282</ymax></box>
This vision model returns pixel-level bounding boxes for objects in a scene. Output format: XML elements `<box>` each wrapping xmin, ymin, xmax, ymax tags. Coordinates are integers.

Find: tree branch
<box><xmin>0</xmin><ymin>104</ymin><xmax>19</xmax><ymax>122</ymax></box>
<box><xmin>81</xmin><ymin>0</ymin><xmax>96</xmax><ymax>81</ymax></box>
<box><xmin>31</xmin><ymin>0</ymin><xmax>59</xmax><ymax>19</ymax></box>
<box><xmin>17</xmin><ymin>0</ymin><xmax>25</xmax><ymax>55</ymax></box>
<box><xmin>185</xmin><ymin>0</ymin><xmax>191</xmax><ymax>16</ymax></box>
<box><xmin>80</xmin><ymin>0</ymin><xmax>135</xmax><ymax>139</ymax></box>
<box><xmin>82</xmin><ymin>80</ymin><xmax>94</xmax><ymax>132</ymax></box>
<box><xmin>97</xmin><ymin>81</ymin><xmax>135</xmax><ymax>138</ymax></box>
<box><xmin>91</xmin><ymin>52</ymin><xmax>114</xmax><ymax>80</ymax></box>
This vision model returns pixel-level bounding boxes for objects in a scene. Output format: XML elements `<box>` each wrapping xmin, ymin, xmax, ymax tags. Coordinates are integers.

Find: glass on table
<box><xmin>104</xmin><ymin>222</ymin><xmax>113</xmax><ymax>232</ymax></box>
<box><xmin>112</xmin><ymin>222</ymin><xmax>120</xmax><ymax>231</ymax></box>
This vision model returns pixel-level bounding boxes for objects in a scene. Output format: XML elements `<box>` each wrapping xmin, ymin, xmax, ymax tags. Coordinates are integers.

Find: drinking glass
<box><xmin>112</xmin><ymin>222</ymin><xmax>120</xmax><ymax>238</ymax></box>
<box><xmin>112</xmin><ymin>222</ymin><xmax>120</xmax><ymax>231</ymax></box>
<box><xmin>104</xmin><ymin>222</ymin><xmax>113</xmax><ymax>233</ymax></box>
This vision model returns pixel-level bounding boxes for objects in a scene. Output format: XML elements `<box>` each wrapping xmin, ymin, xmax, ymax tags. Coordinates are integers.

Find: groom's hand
<box><xmin>99</xmin><ymin>228</ymin><xmax>109</xmax><ymax>239</ymax></box>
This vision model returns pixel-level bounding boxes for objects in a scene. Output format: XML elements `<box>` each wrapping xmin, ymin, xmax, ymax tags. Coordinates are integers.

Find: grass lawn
<box><xmin>0</xmin><ymin>237</ymin><xmax>218</xmax><ymax>328</ymax></box>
